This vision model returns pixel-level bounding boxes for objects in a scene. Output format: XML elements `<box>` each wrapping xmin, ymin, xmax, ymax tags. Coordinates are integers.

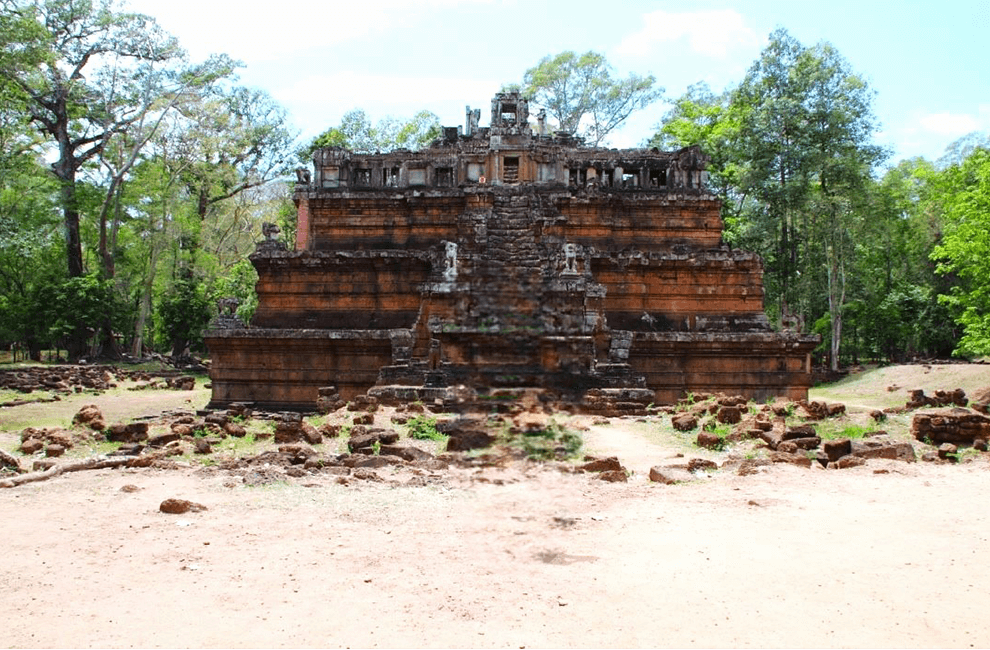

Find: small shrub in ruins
<box><xmin>407</xmin><ymin>415</ymin><xmax>444</xmax><ymax>441</ymax></box>
<box><xmin>517</xmin><ymin>420</ymin><xmax>582</xmax><ymax>460</ymax></box>
<box><xmin>696</xmin><ymin>423</ymin><xmax>731</xmax><ymax>451</ymax></box>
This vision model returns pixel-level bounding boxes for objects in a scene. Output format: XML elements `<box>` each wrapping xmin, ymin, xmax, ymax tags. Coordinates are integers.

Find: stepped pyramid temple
<box><xmin>205</xmin><ymin>92</ymin><xmax>818</xmax><ymax>412</ymax></box>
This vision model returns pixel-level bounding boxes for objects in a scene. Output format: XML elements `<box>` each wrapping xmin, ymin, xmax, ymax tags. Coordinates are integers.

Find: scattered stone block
<box><xmin>823</xmin><ymin>438</ymin><xmax>852</xmax><ymax>463</ymax></box>
<box><xmin>696</xmin><ymin>431</ymin><xmax>723</xmax><ymax>449</ymax></box>
<box><xmin>597</xmin><ymin>469</ymin><xmax>628</xmax><ymax>482</ymax></box>
<box><xmin>579</xmin><ymin>456</ymin><xmax>623</xmax><ymax>473</ymax></box>
<box><xmin>160</xmin><ymin>499</ymin><xmax>207</xmax><ymax>514</ymax></box>
<box><xmin>45</xmin><ymin>444</ymin><xmax>65</xmax><ymax>457</ymax></box>
<box><xmin>649</xmin><ymin>466</ymin><xmax>695</xmax><ymax>484</ymax></box>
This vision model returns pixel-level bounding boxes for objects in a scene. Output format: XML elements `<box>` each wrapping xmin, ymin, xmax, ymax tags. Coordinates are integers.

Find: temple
<box><xmin>205</xmin><ymin>91</ymin><xmax>818</xmax><ymax>411</ymax></box>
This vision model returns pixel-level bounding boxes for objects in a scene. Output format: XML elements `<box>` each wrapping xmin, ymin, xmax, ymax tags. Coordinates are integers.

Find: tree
<box><xmin>1</xmin><ymin>0</ymin><xmax>181</xmax><ymax>278</ymax></box>
<box><xmin>724</xmin><ymin>30</ymin><xmax>886</xmax><ymax>369</ymax></box>
<box><xmin>155</xmin><ymin>272</ymin><xmax>209</xmax><ymax>358</ymax></box>
<box><xmin>0</xmin><ymin>72</ymin><xmax>62</xmax><ymax>359</ymax></box>
<box><xmin>938</xmin><ymin>131</ymin><xmax>990</xmax><ymax>169</ymax></box>
<box><xmin>306</xmin><ymin>109</ymin><xmax>440</xmax><ymax>156</ymax></box>
<box><xmin>931</xmin><ymin>148</ymin><xmax>990</xmax><ymax>356</ymax></box>
<box><xmin>0</xmin><ymin>0</ymin><xmax>235</xmax><ymax>359</ymax></box>
<box><xmin>801</xmin><ymin>41</ymin><xmax>887</xmax><ymax>370</ymax></box>
<box><xmin>521</xmin><ymin>50</ymin><xmax>663</xmax><ymax>147</ymax></box>
<box><xmin>118</xmin><ymin>84</ymin><xmax>293</xmax><ymax>358</ymax></box>
<box><xmin>731</xmin><ymin>29</ymin><xmax>815</xmax><ymax>324</ymax></box>
<box><xmin>650</xmin><ymin>82</ymin><xmax>746</xmax><ymax>240</ymax></box>
<box><xmin>174</xmin><ymin>85</ymin><xmax>294</xmax><ymax>232</ymax></box>
<box><xmin>652</xmin><ymin>29</ymin><xmax>900</xmax><ymax>368</ymax></box>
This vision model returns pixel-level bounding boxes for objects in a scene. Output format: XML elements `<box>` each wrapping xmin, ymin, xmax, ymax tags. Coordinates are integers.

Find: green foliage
<box><xmin>699</xmin><ymin>422</ymin><xmax>732</xmax><ymax>451</ymax></box>
<box><xmin>305</xmin><ymin>109</ymin><xmax>441</xmax><ymax>157</ymax></box>
<box><xmin>154</xmin><ymin>274</ymin><xmax>211</xmax><ymax>356</ymax></box>
<box><xmin>521</xmin><ymin>50</ymin><xmax>663</xmax><ymax>147</ymax></box>
<box><xmin>516</xmin><ymin>420</ymin><xmax>583</xmax><ymax>460</ymax></box>
<box><xmin>931</xmin><ymin>148</ymin><xmax>990</xmax><ymax>356</ymax></box>
<box><xmin>210</xmin><ymin>259</ymin><xmax>259</xmax><ymax>323</ymax></box>
<box><xmin>650</xmin><ymin>82</ymin><xmax>744</xmax><ymax>236</ymax></box>
<box><xmin>649</xmin><ymin>28</ymin><xmax>978</xmax><ymax>367</ymax></box>
<box><xmin>817</xmin><ymin>423</ymin><xmax>872</xmax><ymax>440</ymax></box>
<box><xmin>407</xmin><ymin>415</ymin><xmax>444</xmax><ymax>441</ymax></box>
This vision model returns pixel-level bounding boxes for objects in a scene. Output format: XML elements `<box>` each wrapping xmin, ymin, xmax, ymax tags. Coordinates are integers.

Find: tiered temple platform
<box><xmin>205</xmin><ymin>92</ymin><xmax>818</xmax><ymax>411</ymax></box>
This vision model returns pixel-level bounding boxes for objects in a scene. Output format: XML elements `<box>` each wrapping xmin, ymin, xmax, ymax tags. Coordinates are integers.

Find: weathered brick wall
<box><xmin>250</xmin><ymin>253</ymin><xmax>430</xmax><ymax>329</ymax></box>
<box><xmin>591</xmin><ymin>253</ymin><xmax>767</xmax><ymax>330</ymax></box>
<box><xmin>629</xmin><ymin>332</ymin><xmax>814</xmax><ymax>403</ymax></box>
<box><xmin>307</xmin><ymin>194</ymin><xmax>465</xmax><ymax>250</ymax></box>
<box><xmin>205</xmin><ymin>330</ymin><xmax>393</xmax><ymax>407</ymax></box>
<box><xmin>552</xmin><ymin>196</ymin><xmax>723</xmax><ymax>250</ymax></box>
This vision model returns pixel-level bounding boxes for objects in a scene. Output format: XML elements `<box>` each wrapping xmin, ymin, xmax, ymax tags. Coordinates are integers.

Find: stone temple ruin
<box><xmin>205</xmin><ymin>91</ymin><xmax>819</xmax><ymax>412</ymax></box>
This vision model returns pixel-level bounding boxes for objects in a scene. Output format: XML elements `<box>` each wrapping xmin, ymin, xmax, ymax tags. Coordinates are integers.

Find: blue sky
<box><xmin>128</xmin><ymin>0</ymin><xmax>989</xmax><ymax>166</ymax></box>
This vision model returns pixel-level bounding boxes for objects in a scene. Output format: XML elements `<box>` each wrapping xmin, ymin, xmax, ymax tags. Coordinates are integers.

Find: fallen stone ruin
<box><xmin>0</xmin><ymin>366</ymin><xmax>198</xmax><ymax>407</ymax></box>
<box><xmin>205</xmin><ymin>91</ymin><xmax>818</xmax><ymax>412</ymax></box>
<box><xmin>7</xmin><ymin>381</ymin><xmax>990</xmax><ymax>490</ymax></box>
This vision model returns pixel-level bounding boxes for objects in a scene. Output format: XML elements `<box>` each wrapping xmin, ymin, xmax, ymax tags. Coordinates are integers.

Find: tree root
<box><xmin>0</xmin><ymin>456</ymin><xmax>132</xmax><ymax>488</ymax></box>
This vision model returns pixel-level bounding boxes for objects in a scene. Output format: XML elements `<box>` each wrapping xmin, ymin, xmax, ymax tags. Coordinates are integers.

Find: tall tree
<box><xmin>521</xmin><ymin>50</ymin><xmax>663</xmax><ymax>147</ymax></box>
<box><xmin>177</xmin><ymin>85</ymin><xmax>294</xmax><ymax>231</ymax></box>
<box><xmin>650</xmin><ymin>82</ymin><xmax>747</xmax><ymax>240</ymax></box>
<box><xmin>0</xmin><ymin>0</ymin><xmax>223</xmax><ymax>359</ymax></box>
<box><xmin>931</xmin><ymin>148</ymin><xmax>990</xmax><ymax>356</ymax></box>
<box><xmin>654</xmin><ymin>29</ymin><xmax>892</xmax><ymax>368</ymax></box>
<box><xmin>146</xmin><ymin>84</ymin><xmax>293</xmax><ymax>356</ymax></box>
<box><xmin>732</xmin><ymin>29</ymin><xmax>814</xmax><ymax>324</ymax></box>
<box><xmin>1</xmin><ymin>0</ymin><xmax>181</xmax><ymax>277</ymax></box>
<box><xmin>800</xmin><ymin>41</ymin><xmax>887</xmax><ymax>369</ymax></box>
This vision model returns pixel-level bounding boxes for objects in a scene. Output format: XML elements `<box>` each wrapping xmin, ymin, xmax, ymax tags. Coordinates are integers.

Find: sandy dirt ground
<box><xmin>3</xmin><ymin>362</ymin><xmax>990</xmax><ymax>648</ymax></box>
<box><xmin>3</xmin><ymin>412</ymin><xmax>990</xmax><ymax>649</ymax></box>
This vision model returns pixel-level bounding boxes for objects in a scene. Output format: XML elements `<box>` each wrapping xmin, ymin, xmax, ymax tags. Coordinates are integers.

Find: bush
<box><xmin>407</xmin><ymin>415</ymin><xmax>444</xmax><ymax>441</ymax></box>
<box><xmin>517</xmin><ymin>420</ymin><xmax>583</xmax><ymax>460</ymax></box>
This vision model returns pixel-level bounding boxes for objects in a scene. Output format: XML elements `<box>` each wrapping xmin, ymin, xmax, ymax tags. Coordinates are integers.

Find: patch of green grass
<box><xmin>405</xmin><ymin>414</ymin><xmax>449</xmax><ymax>452</ymax></box>
<box><xmin>817</xmin><ymin>422</ymin><xmax>873</xmax><ymax>440</ymax></box>
<box><xmin>0</xmin><ymin>388</ymin><xmax>58</xmax><ymax>405</ymax></box>
<box><xmin>698</xmin><ymin>422</ymin><xmax>732</xmax><ymax>451</ymax></box>
<box><xmin>70</xmin><ymin>439</ymin><xmax>122</xmax><ymax>457</ymax></box>
<box><xmin>948</xmin><ymin>447</ymin><xmax>982</xmax><ymax>463</ymax></box>
<box><xmin>673</xmin><ymin>393</ymin><xmax>696</xmax><ymax>413</ymax></box>
<box><xmin>406</xmin><ymin>415</ymin><xmax>444</xmax><ymax>441</ymax></box>
<box><xmin>243</xmin><ymin>419</ymin><xmax>274</xmax><ymax>438</ymax></box>
<box><xmin>514</xmin><ymin>419</ymin><xmax>583</xmax><ymax>461</ymax></box>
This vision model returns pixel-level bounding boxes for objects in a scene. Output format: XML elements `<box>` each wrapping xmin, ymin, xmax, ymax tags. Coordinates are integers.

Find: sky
<box><xmin>127</xmin><ymin>0</ymin><xmax>990</xmax><ymax>167</ymax></box>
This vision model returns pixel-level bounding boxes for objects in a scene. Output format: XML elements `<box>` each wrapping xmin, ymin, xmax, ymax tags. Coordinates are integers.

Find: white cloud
<box><xmin>128</xmin><ymin>0</ymin><xmax>496</xmax><ymax>63</ymax></box>
<box><xmin>918</xmin><ymin>112</ymin><xmax>982</xmax><ymax>136</ymax></box>
<box><xmin>615</xmin><ymin>9</ymin><xmax>759</xmax><ymax>59</ymax></box>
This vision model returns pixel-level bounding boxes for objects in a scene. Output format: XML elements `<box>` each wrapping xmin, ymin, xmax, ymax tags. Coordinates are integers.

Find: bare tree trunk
<box><xmin>0</xmin><ymin>456</ymin><xmax>132</xmax><ymax>489</ymax></box>
<box><xmin>827</xmin><ymin>243</ymin><xmax>846</xmax><ymax>372</ymax></box>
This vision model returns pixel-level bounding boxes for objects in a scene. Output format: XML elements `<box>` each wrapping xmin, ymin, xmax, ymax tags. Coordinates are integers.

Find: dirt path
<box><xmin>3</xmin><ymin>446</ymin><xmax>989</xmax><ymax>648</ymax></box>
